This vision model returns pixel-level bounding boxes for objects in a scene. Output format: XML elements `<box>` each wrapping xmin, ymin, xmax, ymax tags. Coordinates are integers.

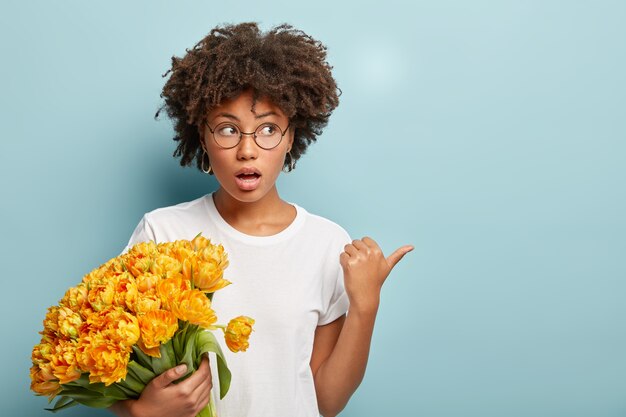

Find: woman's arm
<box><xmin>109</xmin><ymin>356</ymin><xmax>213</xmax><ymax>417</ymax></box>
<box><xmin>311</xmin><ymin>237</ymin><xmax>413</xmax><ymax>417</ymax></box>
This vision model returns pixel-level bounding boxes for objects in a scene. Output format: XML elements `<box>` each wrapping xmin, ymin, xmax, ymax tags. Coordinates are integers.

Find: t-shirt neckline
<box><xmin>203</xmin><ymin>193</ymin><xmax>306</xmax><ymax>246</ymax></box>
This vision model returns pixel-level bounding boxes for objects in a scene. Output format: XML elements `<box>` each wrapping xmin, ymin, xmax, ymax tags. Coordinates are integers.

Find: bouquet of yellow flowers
<box><xmin>29</xmin><ymin>234</ymin><xmax>254</xmax><ymax>417</ymax></box>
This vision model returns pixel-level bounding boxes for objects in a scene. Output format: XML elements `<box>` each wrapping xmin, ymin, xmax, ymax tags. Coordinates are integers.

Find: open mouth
<box><xmin>236</xmin><ymin>173</ymin><xmax>261</xmax><ymax>181</ymax></box>
<box><xmin>234</xmin><ymin>171</ymin><xmax>262</xmax><ymax>191</ymax></box>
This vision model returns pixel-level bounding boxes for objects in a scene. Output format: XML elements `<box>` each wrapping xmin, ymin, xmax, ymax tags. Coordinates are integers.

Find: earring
<box><xmin>201</xmin><ymin>149</ymin><xmax>212</xmax><ymax>174</ymax></box>
<box><xmin>283</xmin><ymin>151</ymin><xmax>296</xmax><ymax>173</ymax></box>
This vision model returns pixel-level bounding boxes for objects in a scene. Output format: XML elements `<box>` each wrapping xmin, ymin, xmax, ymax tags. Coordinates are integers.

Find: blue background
<box><xmin>1</xmin><ymin>1</ymin><xmax>625</xmax><ymax>416</ymax></box>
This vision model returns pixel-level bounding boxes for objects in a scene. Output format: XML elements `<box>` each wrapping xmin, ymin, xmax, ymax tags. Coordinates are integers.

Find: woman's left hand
<box><xmin>340</xmin><ymin>237</ymin><xmax>414</xmax><ymax>313</ymax></box>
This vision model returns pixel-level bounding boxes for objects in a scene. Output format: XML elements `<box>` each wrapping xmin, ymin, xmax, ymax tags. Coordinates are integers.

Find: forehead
<box><xmin>207</xmin><ymin>89</ymin><xmax>286</xmax><ymax>120</ymax></box>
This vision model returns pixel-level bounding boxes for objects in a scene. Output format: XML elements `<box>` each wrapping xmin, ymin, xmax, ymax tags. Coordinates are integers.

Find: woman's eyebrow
<box><xmin>212</xmin><ymin>112</ymin><xmax>240</xmax><ymax>121</ymax></box>
<box><xmin>211</xmin><ymin>111</ymin><xmax>279</xmax><ymax>122</ymax></box>
<box><xmin>254</xmin><ymin>111</ymin><xmax>279</xmax><ymax>119</ymax></box>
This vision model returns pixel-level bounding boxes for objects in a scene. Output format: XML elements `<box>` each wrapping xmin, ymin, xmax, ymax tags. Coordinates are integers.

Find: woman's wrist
<box><xmin>348</xmin><ymin>297</ymin><xmax>380</xmax><ymax>317</ymax></box>
<box><xmin>109</xmin><ymin>399</ymin><xmax>139</xmax><ymax>417</ymax></box>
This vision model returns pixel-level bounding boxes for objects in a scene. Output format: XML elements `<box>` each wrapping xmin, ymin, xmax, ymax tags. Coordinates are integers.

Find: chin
<box><xmin>223</xmin><ymin>186</ymin><xmax>269</xmax><ymax>203</ymax></box>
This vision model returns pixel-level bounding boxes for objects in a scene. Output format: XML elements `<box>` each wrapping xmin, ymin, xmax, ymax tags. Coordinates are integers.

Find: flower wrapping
<box><xmin>30</xmin><ymin>234</ymin><xmax>254</xmax><ymax>416</ymax></box>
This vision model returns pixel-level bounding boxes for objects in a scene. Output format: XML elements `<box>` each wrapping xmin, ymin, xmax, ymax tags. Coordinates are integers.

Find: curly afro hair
<box><xmin>155</xmin><ymin>22</ymin><xmax>340</xmax><ymax>173</ymax></box>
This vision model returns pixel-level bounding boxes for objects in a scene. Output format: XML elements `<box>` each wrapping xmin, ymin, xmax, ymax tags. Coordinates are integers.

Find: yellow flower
<box><xmin>86</xmin><ymin>307</ymin><xmax>140</xmax><ymax>348</ymax></box>
<box><xmin>134</xmin><ymin>291</ymin><xmax>162</xmax><ymax>314</ymax></box>
<box><xmin>87</xmin><ymin>279</ymin><xmax>115</xmax><ymax>312</ymax></box>
<box><xmin>153</xmin><ymin>254</ymin><xmax>183</xmax><ymax>278</ymax></box>
<box><xmin>125</xmin><ymin>255</ymin><xmax>153</xmax><ymax>278</ymax></box>
<box><xmin>185</xmin><ymin>240</ymin><xmax>230</xmax><ymax>293</ymax></box>
<box><xmin>76</xmin><ymin>333</ymin><xmax>130</xmax><ymax>386</ymax></box>
<box><xmin>223</xmin><ymin>316</ymin><xmax>255</xmax><ymax>353</ymax></box>
<box><xmin>156</xmin><ymin>240</ymin><xmax>190</xmax><ymax>261</ymax></box>
<box><xmin>191</xmin><ymin>234</ymin><xmax>211</xmax><ymax>250</ymax></box>
<box><xmin>30</xmin><ymin>364</ymin><xmax>60</xmax><ymax>398</ymax></box>
<box><xmin>193</xmin><ymin>260</ymin><xmax>231</xmax><ymax>293</ymax></box>
<box><xmin>135</xmin><ymin>273</ymin><xmax>161</xmax><ymax>293</ymax></box>
<box><xmin>157</xmin><ymin>274</ymin><xmax>190</xmax><ymax>310</ymax></box>
<box><xmin>128</xmin><ymin>241</ymin><xmax>159</xmax><ymax>257</ymax></box>
<box><xmin>137</xmin><ymin>310</ymin><xmax>178</xmax><ymax>358</ymax></box>
<box><xmin>42</xmin><ymin>306</ymin><xmax>60</xmax><ymax>336</ymax></box>
<box><xmin>60</xmin><ymin>283</ymin><xmax>88</xmax><ymax>312</ymax></box>
<box><xmin>171</xmin><ymin>289</ymin><xmax>217</xmax><ymax>329</ymax></box>
<box><xmin>112</xmin><ymin>272</ymin><xmax>138</xmax><ymax>311</ymax></box>
<box><xmin>57</xmin><ymin>306</ymin><xmax>83</xmax><ymax>340</ymax></box>
<box><xmin>49</xmin><ymin>339</ymin><xmax>82</xmax><ymax>384</ymax></box>
<box><xmin>31</xmin><ymin>337</ymin><xmax>55</xmax><ymax>365</ymax></box>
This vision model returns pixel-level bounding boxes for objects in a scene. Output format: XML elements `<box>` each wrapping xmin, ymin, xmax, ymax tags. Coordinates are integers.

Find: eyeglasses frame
<box><xmin>205</xmin><ymin>121</ymin><xmax>291</xmax><ymax>150</ymax></box>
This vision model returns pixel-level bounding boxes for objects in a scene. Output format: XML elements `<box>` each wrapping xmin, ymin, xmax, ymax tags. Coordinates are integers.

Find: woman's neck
<box><xmin>212</xmin><ymin>187</ymin><xmax>296</xmax><ymax>236</ymax></box>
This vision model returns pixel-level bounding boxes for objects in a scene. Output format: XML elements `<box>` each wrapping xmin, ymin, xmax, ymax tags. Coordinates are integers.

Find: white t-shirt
<box><xmin>123</xmin><ymin>193</ymin><xmax>351</xmax><ymax>417</ymax></box>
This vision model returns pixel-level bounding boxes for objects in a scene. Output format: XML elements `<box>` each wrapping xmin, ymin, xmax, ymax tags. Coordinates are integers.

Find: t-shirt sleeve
<box><xmin>318</xmin><ymin>266</ymin><xmax>350</xmax><ymax>325</ymax></box>
<box><xmin>317</xmin><ymin>228</ymin><xmax>352</xmax><ymax>326</ymax></box>
<box><xmin>120</xmin><ymin>215</ymin><xmax>156</xmax><ymax>255</ymax></box>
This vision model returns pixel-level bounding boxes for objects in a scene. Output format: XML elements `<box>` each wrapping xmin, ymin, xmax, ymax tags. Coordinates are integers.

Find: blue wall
<box><xmin>2</xmin><ymin>1</ymin><xmax>625</xmax><ymax>416</ymax></box>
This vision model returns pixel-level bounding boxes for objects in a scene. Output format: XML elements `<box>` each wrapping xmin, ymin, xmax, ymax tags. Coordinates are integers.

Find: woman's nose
<box><xmin>236</xmin><ymin>133</ymin><xmax>259</xmax><ymax>160</ymax></box>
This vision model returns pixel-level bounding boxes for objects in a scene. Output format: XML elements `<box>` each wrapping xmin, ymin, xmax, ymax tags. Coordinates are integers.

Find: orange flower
<box><xmin>60</xmin><ymin>283</ymin><xmax>88</xmax><ymax>312</ymax></box>
<box><xmin>193</xmin><ymin>242</ymin><xmax>231</xmax><ymax>293</ymax></box>
<box><xmin>31</xmin><ymin>337</ymin><xmax>55</xmax><ymax>365</ymax></box>
<box><xmin>193</xmin><ymin>260</ymin><xmax>231</xmax><ymax>293</ymax></box>
<box><xmin>87</xmin><ymin>279</ymin><xmax>115</xmax><ymax>312</ymax></box>
<box><xmin>191</xmin><ymin>234</ymin><xmax>211</xmax><ymax>251</ymax></box>
<box><xmin>134</xmin><ymin>291</ymin><xmax>162</xmax><ymax>314</ymax></box>
<box><xmin>42</xmin><ymin>306</ymin><xmax>60</xmax><ymax>336</ymax></box>
<box><xmin>85</xmin><ymin>307</ymin><xmax>139</xmax><ymax>348</ymax></box>
<box><xmin>76</xmin><ymin>333</ymin><xmax>130</xmax><ymax>385</ymax></box>
<box><xmin>57</xmin><ymin>306</ymin><xmax>83</xmax><ymax>340</ymax></box>
<box><xmin>171</xmin><ymin>289</ymin><xmax>217</xmax><ymax>329</ymax></box>
<box><xmin>137</xmin><ymin>310</ymin><xmax>178</xmax><ymax>357</ymax></box>
<box><xmin>157</xmin><ymin>274</ymin><xmax>190</xmax><ymax>310</ymax></box>
<box><xmin>170</xmin><ymin>246</ymin><xmax>195</xmax><ymax>264</ymax></box>
<box><xmin>128</xmin><ymin>241</ymin><xmax>159</xmax><ymax>258</ymax></box>
<box><xmin>153</xmin><ymin>254</ymin><xmax>183</xmax><ymax>278</ymax></box>
<box><xmin>157</xmin><ymin>239</ymin><xmax>192</xmax><ymax>258</ymax></box>
<box><xmin>30</xmin><ymin>364</ymin><xmax>60</xmax><ymax>398</ymax></box>
<box><xmin>223</xmin><ymin>316</ymin><xmax>255</xmax><ymax>352</ymax></box>
<box><xmin>181</xmin><ymin>256</ymin><xmax>198</xmax><ymax>282</ymax></box>
<box><xmin>49</xmin><ymin>339</ymin><xmax>82</xmax><ymax>384</ymax></box>
<box><xmin>111</xmin><ymin>272</ymin><xmax>138</xmax><ymax>311</ymax></box>
<box><xmin>135</xmin><ymin>273</ymin><xmax>161</xmax><ymax>293</ymax></box>
<box><xmin>125</xmin><ymin>255</ymin><xmax>153</xmax><ymax>278</ymax></box>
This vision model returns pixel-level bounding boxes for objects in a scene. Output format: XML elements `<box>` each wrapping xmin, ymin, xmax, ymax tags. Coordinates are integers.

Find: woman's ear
<box><xmin>287</xmin><ymin>129</ymin><xmax>295</xmax><ymax>153</ymax></box>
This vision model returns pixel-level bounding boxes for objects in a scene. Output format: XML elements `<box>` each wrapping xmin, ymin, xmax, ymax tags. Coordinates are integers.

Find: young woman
<box><xmin>110</xmin><ymin>22</ymin><xmax>413</xmax><ymax>417</ymax></box>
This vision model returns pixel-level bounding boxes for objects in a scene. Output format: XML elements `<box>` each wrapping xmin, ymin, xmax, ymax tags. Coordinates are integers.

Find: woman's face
<box><xmin>200</xmin><ymin>89</ymin><xmax>294</xmax><ymax>204</ymax></box>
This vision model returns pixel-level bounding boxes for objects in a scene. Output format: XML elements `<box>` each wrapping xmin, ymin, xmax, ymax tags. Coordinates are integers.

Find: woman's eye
<box><xmin>218</xmin><ymin>126</ymin><xmax>238</xmax><ymax>136</ymax></box>
<box><xmin>258</xmin><ymin>125</ymin><xmax>276</xmax><ymax>136</ymax></box>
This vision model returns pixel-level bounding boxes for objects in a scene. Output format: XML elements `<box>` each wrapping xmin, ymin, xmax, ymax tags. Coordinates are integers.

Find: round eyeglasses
<box><xmin>205</xmin><ymin>121</ymin><xmax>290</xmax><ymax>150</ymax></box>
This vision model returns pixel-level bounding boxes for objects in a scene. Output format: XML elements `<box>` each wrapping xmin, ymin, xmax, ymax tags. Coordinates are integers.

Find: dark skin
<box><xmin>111</xmin><ymin>90</ymin><xmax>413</xmax><ymax>417</ymax></box>
<box><xmin>109</xmin><ymin>356</ymin><xmax>212</xmax><ymax>417</ymax></box>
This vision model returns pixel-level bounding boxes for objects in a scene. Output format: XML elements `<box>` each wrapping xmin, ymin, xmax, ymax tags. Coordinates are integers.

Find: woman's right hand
<box><xmin>109</xmin><ymin>355</ymin><xmax>213</xmax><ymax>417</ymax></box>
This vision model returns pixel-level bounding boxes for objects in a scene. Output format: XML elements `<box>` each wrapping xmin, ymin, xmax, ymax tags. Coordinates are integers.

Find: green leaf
<box><xmin>108</xmin><ymin>379</ymin><xmax>141</xmax><ymax>397</ymax></box>
<box><xmin>127</xmin><ymin>360</ymin><xmax>156</xmax><ymax>386</ymax></box>
<box><xmin>51</xmin><ymin>388</ymin><xmax>110</xmax><ymax>401</ymax></box>
<box><xmin>131</xmin><ymin>345</ymin><xmax>154</xmax><ymax>370</ymax></box>
<box><xmin>173</xmin><ymin>321</ymin><xmax>189</xmax><ymax>360</ymax></box>
<box><xmin>45</xmin><ymin>396</ymin><xmax>77</xmax><ymax>413</ymax></box>
<box><xmin>196</xmin><ymin>329</ymin><xmax>231</xmax><ymax>399</ymax></box>
<box><xmin>62</xmin><ymin>375</ymin><xmax>106</xmax><ymax>395</ymax></box>
<box><xmin>152</xmin><ymin>339</ymin><xmax>176</xmax><ymax>375</ymax></box>
<box><xmin>177</xmin><ymin>325</ymin><xmax>200</xmax><ymax>378</ymax></box>
<box><xmin>72</xmin><ymin>396</ymin><xmax>118</xmax><ymax>409</ymax></box>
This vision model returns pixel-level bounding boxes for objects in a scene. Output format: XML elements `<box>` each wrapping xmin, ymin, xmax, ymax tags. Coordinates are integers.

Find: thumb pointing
<box><xmin>386</xmin><ymin>245</ymin><xmax>414</xmax><ymax>270</ymax></box>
